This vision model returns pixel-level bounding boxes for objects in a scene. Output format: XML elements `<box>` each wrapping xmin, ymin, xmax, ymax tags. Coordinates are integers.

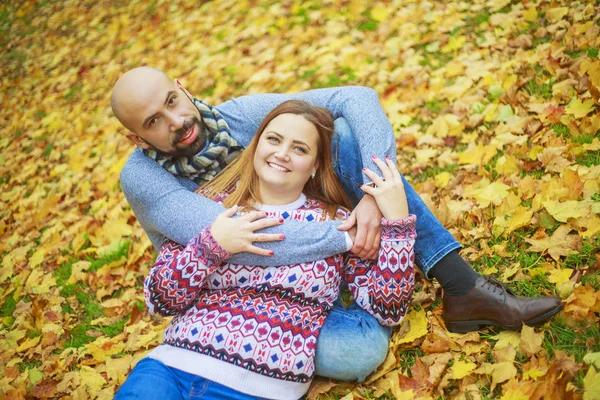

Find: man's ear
<box><xmin>125</xmin><ymin>132</ymin><xmax>150</xmax><ymax>149</ymax></box>
<box><xmin>175</xmin><ymin>79</ymin><xmax>194</xmax><ymax>100</ymax></box>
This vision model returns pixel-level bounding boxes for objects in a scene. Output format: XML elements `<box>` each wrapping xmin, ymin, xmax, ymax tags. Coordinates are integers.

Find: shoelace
<box><xmin>480</xmin><ymin>275</ymin><xmax>515</xmax><ymax>296</ymax></box>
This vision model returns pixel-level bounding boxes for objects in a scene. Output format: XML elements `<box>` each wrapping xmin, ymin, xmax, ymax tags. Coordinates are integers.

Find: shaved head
<box><xmin>111</xmin><ymin>66</ymin><xmax>173</xmax><ymax>131</ymax></box>
<box><xmin>110</xmin><ymin>66</ymin><xmax>207</xmax><ymax>157</ymax></box>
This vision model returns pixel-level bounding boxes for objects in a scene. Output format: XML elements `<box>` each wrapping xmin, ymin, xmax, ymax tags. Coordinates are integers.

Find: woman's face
<box><xmin>253</xmin><ymin>113</ymin><xmax>319</xmax><ymax>197</ymax></box>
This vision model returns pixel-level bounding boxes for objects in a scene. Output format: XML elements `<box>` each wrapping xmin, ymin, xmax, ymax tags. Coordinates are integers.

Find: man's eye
<box><xmin>149</xmin><ymin>118</ymin><xmax>157</xmax><ymax>126</ymax></box>
<box><xmin>168</xmin><ymin>96</ymin><xmax>176</xmax><ymax>105</ymax></box>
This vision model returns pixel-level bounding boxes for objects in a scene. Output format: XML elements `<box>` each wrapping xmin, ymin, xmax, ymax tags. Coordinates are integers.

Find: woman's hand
<box><xmin>360</xmin><ymin>156</ymin><xmax>409</xmax><ymax>221</ymax></box>
<box><xmin>210</xmin><ymin>206</ymin><xmax>285</xmax><ymax>256</ymax></box>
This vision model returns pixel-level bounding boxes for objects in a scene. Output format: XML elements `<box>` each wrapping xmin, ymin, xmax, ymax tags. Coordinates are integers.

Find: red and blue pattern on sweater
<box><xmin>144</xmin><ymin>196</ymin><xmax>416</xmax><ymax>390</ymax></box>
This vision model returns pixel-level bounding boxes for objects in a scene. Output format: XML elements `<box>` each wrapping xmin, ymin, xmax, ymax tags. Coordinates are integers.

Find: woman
<box><xmin>116</xmin><ymin>100</ymin><xmax>416</xmax><ymax>400</ymax></box>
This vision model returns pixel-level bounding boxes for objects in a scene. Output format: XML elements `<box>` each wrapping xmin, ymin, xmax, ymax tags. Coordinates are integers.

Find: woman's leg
<box><xmin>187</xmin><ymin>376</ymin><xmax>267</xmax><ymax>400</ymax></box>
<box><xmin>115</xmin><ymin>358</ymin><xmax>186</xmax><ymax>400</ymax></box>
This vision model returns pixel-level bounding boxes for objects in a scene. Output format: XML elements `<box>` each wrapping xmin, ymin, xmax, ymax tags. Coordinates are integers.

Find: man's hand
<box><xmin>338</xmin><ymin>194</ymin><xmax>382</xmax><ymax>259</ymax></box>
<box><xmin>210</xmin><ymin>206</ymin><xmax>284</xmax><ymax>256</ymax></box>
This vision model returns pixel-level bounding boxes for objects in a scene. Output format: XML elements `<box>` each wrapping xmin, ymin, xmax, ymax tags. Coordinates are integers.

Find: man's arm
<box><xmin>121</xmin><ymin>149</ymin><xmax>349</xmax><ymax>266</ymax></box>
<box><xmin>219</xmin><ymin>86</ymin><xmax>396</xmax><ymax>258</ymax></box>
<box><xmin>221</xmin><ymin>86</ymin><xmax>396</xmax><ymax>179</ymax></box>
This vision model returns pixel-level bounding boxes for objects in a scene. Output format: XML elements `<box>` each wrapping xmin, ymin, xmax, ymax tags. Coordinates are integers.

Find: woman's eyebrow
<box><xmin>265</xmin><ymin>131</ymin><xmax>312</xmax><ymax>150</ymax></box>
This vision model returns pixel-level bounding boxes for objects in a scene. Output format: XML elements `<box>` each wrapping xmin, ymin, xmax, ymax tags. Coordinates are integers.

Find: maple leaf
<box><xmin>583</xmin><ymin>366</ymin><xmax>600</xmax><ymax>400</ymax></box>
<box><xmin>525</xmin><ymin>225</ymin><xmax>582</xmax><ymax>261</ymax></box>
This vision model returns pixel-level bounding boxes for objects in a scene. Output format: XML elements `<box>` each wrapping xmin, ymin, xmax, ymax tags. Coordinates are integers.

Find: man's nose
<box><xmin>166</xmin><ymin>111</ymin><xmax>185</xmax><ymax>131</ymax></box>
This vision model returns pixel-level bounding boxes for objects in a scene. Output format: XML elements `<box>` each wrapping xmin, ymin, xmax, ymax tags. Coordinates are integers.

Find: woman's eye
<box><xmin>294</xmin><ymin>146</ymin><xmax>307</xmax><ymax>154</ymax></box>
<box><xmin>168</xmin><ymin>96</ymin><xmax>176</xmax><ymax>105</ymax></box>
<box><xmin>267</xmin><ymin>137</ymin><xmax>279</xmax><ymax>144</ymax></box>
<box><xmin>149</xmin><ymin>117</ymin><xmax>157</xmax><ymax>126</ymax></box>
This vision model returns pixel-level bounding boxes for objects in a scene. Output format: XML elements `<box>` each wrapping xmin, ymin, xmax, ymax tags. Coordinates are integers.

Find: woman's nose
<box><xmin>274</xmin><ymin>148</ymin><xmax>290</xmax><ymax>160</ymax></box>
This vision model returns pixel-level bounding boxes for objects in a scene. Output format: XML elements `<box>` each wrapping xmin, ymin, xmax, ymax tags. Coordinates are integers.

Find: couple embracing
<box><xmin>110</xmin><ymin>67</ymin><xmax>562</xmax><ymax>400</ymax></box>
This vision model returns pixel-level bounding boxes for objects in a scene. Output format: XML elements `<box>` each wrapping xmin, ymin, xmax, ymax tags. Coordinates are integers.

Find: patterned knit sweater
<box><xmin>144</xmin><ymin>193</ymin><xmax>416</xmax><ymax>400</ymax></box>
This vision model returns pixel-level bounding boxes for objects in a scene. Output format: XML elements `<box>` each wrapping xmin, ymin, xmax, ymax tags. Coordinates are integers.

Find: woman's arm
<box><xmin>144</xmin><ymin>227</ymin><xmax>231</xmax><ymax>316</ymax></box>
<box><xmin>344</xmin><ymin>215</ymin><xmax>416</xmax><ymax>326</ymax></box>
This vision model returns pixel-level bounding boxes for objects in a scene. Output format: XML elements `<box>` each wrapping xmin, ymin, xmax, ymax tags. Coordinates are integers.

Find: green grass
<box><xmin>89</xmin><ymin>240</ymin><xmax>130</xmax><ymax>272</ymax></box>
<box><xmin>544</xmin><ymin>318</ymin><xmax>600</xmax><ymax>363</ymax></box>
<box><xmin>397</xmin><ymin>348</ymin><xmax>426</xmax><ymax>376</ymax></box>
<box><xmin>576</xmin><ymin>151</ymin><xmax>600</xmax><ymax>167</ymax></box>
<box><xmin>527</xmin><ymin>78</ymin><xmax>554</xmax><ymax>99</ymax></box>
<box><xmin>414</xmin><ymin>164</ymin><xmax>460</xmax><ymax>182</ymax></box>
<box><xmin>0</xmin><ymin>291</ymin><xmax>17</xmax><ymax>327</ymax></box>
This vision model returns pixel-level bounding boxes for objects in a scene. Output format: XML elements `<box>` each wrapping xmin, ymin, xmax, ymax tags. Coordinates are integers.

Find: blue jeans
<box><xmin>310</xmin><ymin>118</ymin><xmax>462</xmax><ymax>381</ymax></box>
<box><xmin>331</xmin><ymin>118</ymin><xmax>462</xmax><ymax>275</ymax></box>
<box><xmin>115</xmin><ymin>358</ymin><xmax>267</xmax><ymax>400</ymax></box>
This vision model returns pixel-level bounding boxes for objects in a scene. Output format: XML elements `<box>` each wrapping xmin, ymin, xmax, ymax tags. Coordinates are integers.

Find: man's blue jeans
<box><xmin>312</xmin><ymin>118</ymin><xmax>462</xmax><ymax>381</ymax></box>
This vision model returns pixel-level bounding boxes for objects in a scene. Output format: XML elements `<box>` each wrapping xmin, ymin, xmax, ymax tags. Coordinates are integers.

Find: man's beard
<box><xmin>151</xmin><ymin>116</ymin><xmax>208</xmax><ymax>158</ymax></box>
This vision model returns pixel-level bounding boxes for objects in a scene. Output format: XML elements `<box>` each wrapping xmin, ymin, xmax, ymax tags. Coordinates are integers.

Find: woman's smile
<box><xmin>267</xmin><ymin>162</ymin><xmax>290</xmax><ymax>172</ymax></box>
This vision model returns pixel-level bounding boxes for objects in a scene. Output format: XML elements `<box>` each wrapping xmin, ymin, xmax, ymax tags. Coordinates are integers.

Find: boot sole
<box><xmin>445</xmin><ymin>304</ymin><xmax>564</xmax><ymax>334</ymax></box>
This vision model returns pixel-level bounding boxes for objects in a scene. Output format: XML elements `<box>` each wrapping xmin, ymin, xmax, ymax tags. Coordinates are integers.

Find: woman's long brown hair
<box><xmin>201</xmin><ymin>100</ymin><xmax>352</xmax><ymax>217</ymax></box>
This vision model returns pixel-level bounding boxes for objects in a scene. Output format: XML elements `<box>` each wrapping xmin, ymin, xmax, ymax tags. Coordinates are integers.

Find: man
<box><xmin>112</xmin><ymin>66</ymin><xmax>562</xmax><ymax>380</ymax></box>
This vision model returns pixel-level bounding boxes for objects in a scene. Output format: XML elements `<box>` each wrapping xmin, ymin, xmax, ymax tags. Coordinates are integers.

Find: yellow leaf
<box><xmin>547</xmin><ymin>268</ymin><xmax>573</xmax><ymax>286</ymax></box>
<box><xmin>522</xmin><ymin>367</ymin><xmax>546</xmax><ymax>380</ymax></box>
<box><xmin>565</xmin><ymin>99</ymin><xmax>596</xmax><ymax>119</ymax></box>
<box><xmin>458</xmin><ymin>143</ymin><xmax>497</xmax><ymax>166</ymax></box>
<box><xmin>583</xmin><ymin>366</ymin><xmax>600</xmax><ymax>400</ymax></box>
<box><xmin>502</xmin><ymin>264</ymin><xmax>520</xmax><ymax>281</ymax></box>
<box><xmin>80</xmin><ymin>365</ymin><xmax>107</xmax><ymax>393</ymax></box>
<box><xmin>370</xmin><ymin>6</ymin><xmax>389</xmax><ymax>22</ymax></box>
<box><xmin>525</xmin><ymin>225</ymin><xmax>582</xmax><ymax>261</ymax></box>
<box><xmin>452</xmin><ymin>360</ymin><xmax>477</xmax><ymax>379</ymax></box>
<box><xmin>472</xmin><ymin>182</ymin><xmax>510</xmax><ymax>208</ymax></box>
<box><xmin>523</xmin><ymin>7</ymin><xmax>537</xmax><ymax>22</ymax></box>
<box><xmin>583</xmin><ymin>138</ymin><xmax>600</xmax><ymax>151</ymax></box>
<box><xmin>16</xmin><ymin>336</ymin><xmax>40</xmax><ymax>352</ymax></box>
<box><xmin>583</xmin><ymin>352</ymin><xmax>600</xmax><ymax>368</ymax></box>
<box><xmin>29</xmin><ymin>367</ymin><xmax>43</xmax><ymax>385</ymax></box>
<box><xmin>501</xmin><ymin>386</ymin><xmax>532</xmax><ymax>400</ymax></box>
<box><xmin>29</xmin><ymin>248</ymin><xmax>46</xmax><ymax>268</ymax></box>
<box><xmin>495</xmin><ymin>154</ymin><xmax>520</xmax><ymax>176</ymax></box>
<box><xmin>415</xmin><ymin>148</ymin><xmax>439</xmax><ymax>164</ymax></box>
<box><xmin>490</xmin><ymin>362</ymin><xmax>518</xmax><ymax>390</ymax></box>
<box><xmin>492</xmin><ymin>331</ymin><xmax>521</xmax><ymax>350</ymax></box>
<box><xmin>543</xmin><ymin>200</ymin><xmax>590</xmax><ymax>222</ymax></box>
<box><xmin>442</xmin><ymin>35</ymin><xmax>466</xmax><ymax>53</ymax></box>
<box><xmin>546</xmin><ymin>7</ymin><xmax>569</xmax><ymax>23</ymax></box>
<box><xmin>520</xmin><ymin>325</ymin><xmax>543</xmax><ymax>355</ymax></box>
<box><xmin>395</xmin><ymin>309</ymin><xmax>428</xmax><ymax>344</ymax></box>
<box><xmin>434</xmin><ymin>171</ymin><xmax>452</xmax><ymax>188</ymax></box>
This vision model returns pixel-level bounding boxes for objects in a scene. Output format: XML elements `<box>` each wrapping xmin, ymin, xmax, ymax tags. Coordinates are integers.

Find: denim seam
<box><xmin>189</xmin><ymin>378</ymin><xmax>209</xmax><ymax>398</ymax></box>
<box><xmin>339</xmin><ymin>170</ymin><xmax>363</xmax><ymax>190</ymax></box>
<box><xmin>418</xmin><ymin>242</ymin><xmax>462</xmax><ymax>280</ymax></box>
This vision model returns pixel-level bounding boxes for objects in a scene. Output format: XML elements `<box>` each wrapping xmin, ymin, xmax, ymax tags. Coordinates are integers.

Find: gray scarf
<box><xmin>143</xmin><ymin>98</ymin><xmax>243</xmax><ymax>184</ymax></box>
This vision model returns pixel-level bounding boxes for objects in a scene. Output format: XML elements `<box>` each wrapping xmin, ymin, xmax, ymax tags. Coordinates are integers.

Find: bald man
<box><xmin>112</xmin><ymin>67</ymin><xmax>562</xmax><ymax>386</ymax></box>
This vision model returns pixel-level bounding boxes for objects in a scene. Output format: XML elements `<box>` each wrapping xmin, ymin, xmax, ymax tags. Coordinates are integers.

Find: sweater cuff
<box><xmin>381</xmin><ymin>215</ymin><xmax>417</xmax><ymax>240</ymax></box>
<box><xmin>189</xmin><ymin>226</ymin><xmax>232</xmax><ymax>265</ymax></box>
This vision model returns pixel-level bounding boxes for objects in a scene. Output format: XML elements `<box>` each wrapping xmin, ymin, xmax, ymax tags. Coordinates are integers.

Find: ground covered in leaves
<box><xmin>1</xmin><ymin>0</ymin><xmax>599</xmax><ymax>398</ymax></box>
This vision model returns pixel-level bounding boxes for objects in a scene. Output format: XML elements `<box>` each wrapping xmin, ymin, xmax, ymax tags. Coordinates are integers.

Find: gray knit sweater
<box><xmin>120</xmin><ymin>86</ymin><xmax>396</xmax><ymax>266</ymax></box>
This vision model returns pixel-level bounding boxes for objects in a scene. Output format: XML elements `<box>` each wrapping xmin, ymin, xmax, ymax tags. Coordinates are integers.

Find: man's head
<box><xmin>111</xmin><ymin>66</ymin><xmax>208</xmax><ymax>157</ymax></box>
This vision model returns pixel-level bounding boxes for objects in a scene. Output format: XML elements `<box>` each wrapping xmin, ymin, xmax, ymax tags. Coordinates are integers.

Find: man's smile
<box><xmin>178</xmin><ymin>124</ymin><xmax>198</xmax><ymax>145</ymax></box>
